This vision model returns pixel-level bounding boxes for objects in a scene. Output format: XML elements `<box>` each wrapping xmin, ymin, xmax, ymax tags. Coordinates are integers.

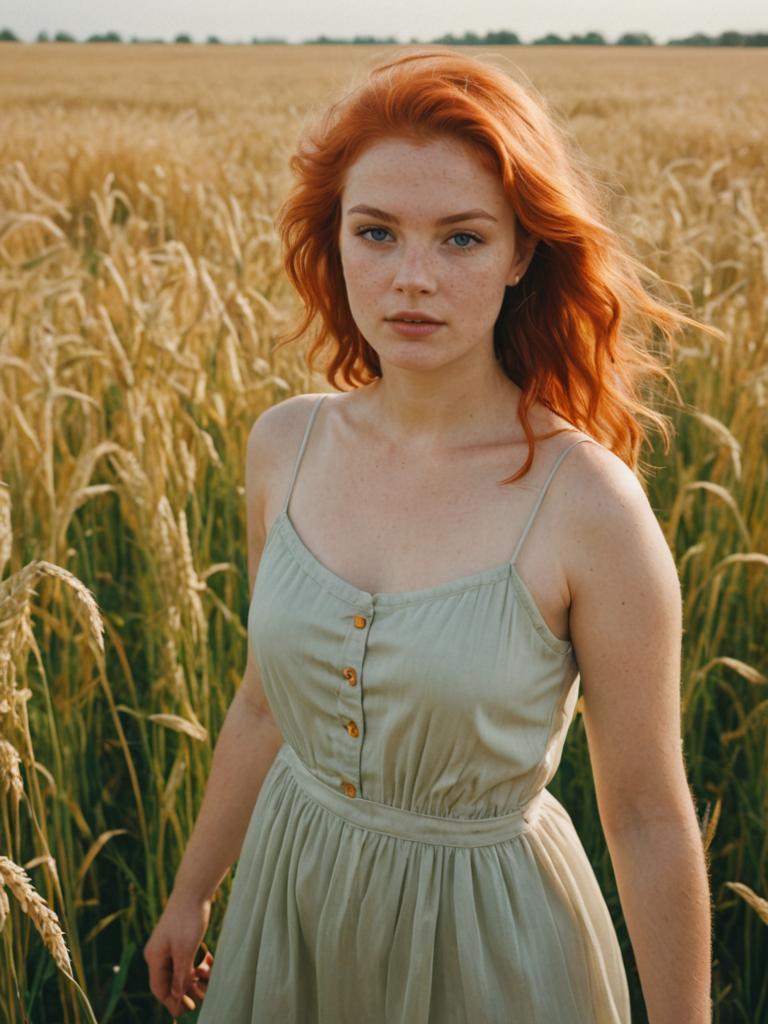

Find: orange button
<box><xmin>345</xmin><ymin>719</ymin><xmax>359</xmax><ymax>738</ymax></box>
<box><xmin>341</xmin><ymin>781</ymin><xmax>357</xmax><ymax>798</ymax></box>
<box><xmin>354</xmin><ymin>615</ymin><xmax>367</xmax><ymax>628</ymax></box>
<box><xmin>342</xmin><ymin>667</ymin><xmax>357</xmax><ymax>686</ymax></box>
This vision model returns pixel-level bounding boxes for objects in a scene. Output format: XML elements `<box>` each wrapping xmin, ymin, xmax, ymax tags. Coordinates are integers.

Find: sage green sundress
<box><xmin>198</xmin><ymin>393</ymin><xmax>632</xmax><ymax>1023</ymax></box>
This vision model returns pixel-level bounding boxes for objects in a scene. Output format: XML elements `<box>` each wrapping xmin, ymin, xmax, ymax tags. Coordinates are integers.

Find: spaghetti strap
<box><xmin>510</xmin><ymin>436</ymin><xmax>594</xmax><ymax>565</ymax></box>
<box><xmin>282</xmin><ymin>394</ymin><xmax>329</xmax><ymax>516</ymax></box>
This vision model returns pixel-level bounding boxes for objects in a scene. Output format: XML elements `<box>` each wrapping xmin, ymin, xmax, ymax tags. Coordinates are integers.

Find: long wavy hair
<box><xmin>273</xmin><ymin>47</ymin><xmax>721</xmax><ymax>485</ymax></box>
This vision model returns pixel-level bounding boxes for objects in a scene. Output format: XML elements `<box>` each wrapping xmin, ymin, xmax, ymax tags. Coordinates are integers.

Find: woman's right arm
<box><xmin>143</xmin><ymin>407</ymin><xmax>287</xmax><ymax>1017</ymax></box>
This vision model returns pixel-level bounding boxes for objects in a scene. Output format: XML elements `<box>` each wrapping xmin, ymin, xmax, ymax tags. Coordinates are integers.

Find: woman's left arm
<box><xmin>563</xmin><ymin>446</ymin><xmax>713</xmax><ymax>1024</ymax></box>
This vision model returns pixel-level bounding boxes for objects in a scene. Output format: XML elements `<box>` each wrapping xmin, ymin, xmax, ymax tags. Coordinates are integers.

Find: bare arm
<box><xmin>171</xmin><ymin>409</ymin><xmax>286</xmax><ymax>901</ymax></box>
<box><xmin>170</xmin><ymin>690</ymin><xmax>284</xmax><ymax>902</ymax></box>
<box><xmin>564</xmin><ymin>446</ymin><xmax>712</xmax><ymax>1024</ymax></box>
<box><xmin>145</xmin><ymin>404</ymin><xmax>289</xmax><ymax>1015</ymax></box>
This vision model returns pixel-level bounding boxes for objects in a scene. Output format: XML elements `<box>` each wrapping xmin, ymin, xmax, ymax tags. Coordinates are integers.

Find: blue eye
<box><xmin>360</xmin><ymin>227</ymin><xmax>390</xmax><ymax>243</ymax></box>
<box><xmin>449</xmin><ymin>232</ymin><xmax>481</xmax><ymax>249</ymax></box>
<box><xmin>355</xmin><ymin>227</ymin><xmax>483</xmax><ymax>252</ymax></box>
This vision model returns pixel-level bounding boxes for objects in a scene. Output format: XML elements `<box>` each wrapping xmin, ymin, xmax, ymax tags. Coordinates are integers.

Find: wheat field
<box><xmin>0</xmin><ymin>42</ymin><xmax>766</xmax><ymax>1023</ymax></box>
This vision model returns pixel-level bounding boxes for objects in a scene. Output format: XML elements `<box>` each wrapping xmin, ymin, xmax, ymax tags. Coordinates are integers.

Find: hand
<box><xmin>144</xmin><ymin>891</ymin><xmax>214</xmax><ymax>1017</ymax></box>
<box><xmin>186</xmin><ymin>948</ymin><xmax>214</xmax><ymax>1011</ymax></box>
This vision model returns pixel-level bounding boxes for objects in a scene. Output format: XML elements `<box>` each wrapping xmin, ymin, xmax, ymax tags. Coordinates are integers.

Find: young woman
<box><xmin>144</xmin><ymin>48</ymin><xmax>713</xmax><ymax>1023</ymax></box>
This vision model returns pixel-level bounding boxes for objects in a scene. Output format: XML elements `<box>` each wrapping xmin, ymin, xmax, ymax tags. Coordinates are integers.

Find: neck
<box><xmin>362</xmin><ymin>364</ymin><xmax>523</xmax><ymax>451</ymax></box>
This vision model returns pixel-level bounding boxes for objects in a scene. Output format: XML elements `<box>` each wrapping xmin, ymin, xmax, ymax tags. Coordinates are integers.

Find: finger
<box><xmin>191</xmin><ymin>980</ymin><xmax>207</xmax><ymax>1001</ymax></box>
<box><xmin>150</xmin><ymin>965</ymin><xmax>172</xmax><ymax>1003</ymax></box>
<box><xmin>171</xmin><ymin>965</ymin><xmax>191</xmax><ymax>1002</ymax></box>
<box><xmin>164</xmin><ymin>991</ymin><xmax>195</xmax><ymax>1017</ymax></box>
<box><xmin>162</xmin><ymin>995</ymin><xmax>184</xmax><ymax>1017</ymax></box>
<box><xmin>194</xmin><ymin>962</ymin><xmax>210</xmax><ymax>978</ymax></box>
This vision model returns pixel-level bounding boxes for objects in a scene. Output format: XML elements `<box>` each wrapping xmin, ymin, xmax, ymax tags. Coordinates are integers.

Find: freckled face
<box><xmin>338</xmin><ymin>135</ymin><xmax>529</xmax><ymax>373</ymax></box>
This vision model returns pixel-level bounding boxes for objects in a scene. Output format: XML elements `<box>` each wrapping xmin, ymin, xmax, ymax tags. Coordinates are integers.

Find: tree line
<box><xmin>1</xmin><ymin>27</ymin><xmax>767</xmax><ymax>47</ymax></box>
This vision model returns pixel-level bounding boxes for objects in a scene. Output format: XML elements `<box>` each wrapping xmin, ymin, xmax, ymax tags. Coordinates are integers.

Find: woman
<box><xmin>144</xmin><ymin>48</ymin><xmax>713</xmax><ymax>1022</ymax></box>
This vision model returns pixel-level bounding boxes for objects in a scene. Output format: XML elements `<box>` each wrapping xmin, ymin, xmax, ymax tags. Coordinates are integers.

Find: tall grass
<box><xmin>0</xmin><ymin>43</ymin><xmax>766</xmax><ymax>1022</ymax></box>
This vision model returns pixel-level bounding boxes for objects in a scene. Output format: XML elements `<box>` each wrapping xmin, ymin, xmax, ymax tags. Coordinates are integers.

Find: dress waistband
<box><xmin>279</xmin><ymin>743</ymin><xmax>545</xmax><ymax>848</ymax></box>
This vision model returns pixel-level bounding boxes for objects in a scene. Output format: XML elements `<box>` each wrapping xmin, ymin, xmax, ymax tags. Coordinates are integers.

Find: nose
<box><xmin>391</xmin><ymin>243</ymin><xmax>437</xmax><ymax>293</ymax></box>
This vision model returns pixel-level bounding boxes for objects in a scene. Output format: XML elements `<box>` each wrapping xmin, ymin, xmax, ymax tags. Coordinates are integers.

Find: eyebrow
<box><xmin>346</xmin><ymin>204</ymin><xmax>498</xmax><ymax>225</ymax></box>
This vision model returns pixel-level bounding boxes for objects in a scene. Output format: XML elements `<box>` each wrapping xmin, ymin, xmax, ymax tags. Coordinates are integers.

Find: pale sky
<box><xmin>4</xmin><ymin>0</ymin><xmax>766</xmax><ymax>45</ymax></box>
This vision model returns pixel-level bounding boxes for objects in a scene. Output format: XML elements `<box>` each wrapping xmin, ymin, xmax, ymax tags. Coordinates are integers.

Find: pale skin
<box><xmin>144</xmin><ymin>135</ymin><xmax>712</xmax><ymax>1020</ymax></box>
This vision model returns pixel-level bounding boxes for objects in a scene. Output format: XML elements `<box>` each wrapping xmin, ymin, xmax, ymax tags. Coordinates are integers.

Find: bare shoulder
<box><xmin>553</xmin><ymin>433</ymin><xmax>650</xmax><ymax>528</ymax></box>
<box><xmin>246</xmin><ymin>392</ymin><xmax>330</xmax><ymax>492</ymax></box>
<box><xmin>553</xmin><ymin>436</ymin><xmax>677</xmax><ymax>595</ymax></box>
<box><xmin>247</xmin><ymin>391</ymin><xmax>329</xmax><ymax>460</ymax></box>
<box><xmin>244</xmin><ymin>393</ymin><xmax>330</xmax><ymax>585</ymax></box>
<box><xmin>541</xmin><ymin>430</ymin><xmax>672</xmax><ymax>594</ymax></box>
<box><xmin>553</xmin><ymin>435</ymin><xmax>683</xmax><ymax>701</ymax></box>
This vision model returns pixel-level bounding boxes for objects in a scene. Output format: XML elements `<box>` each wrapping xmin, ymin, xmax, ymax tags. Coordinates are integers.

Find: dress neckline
<box><xmin>259</xmin><ymin>506</ymin><xmax>573</xmax><ymax>655</ymax></box>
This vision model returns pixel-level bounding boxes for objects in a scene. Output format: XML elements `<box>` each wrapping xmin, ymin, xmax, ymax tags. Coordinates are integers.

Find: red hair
<box><xmin>274</xmin><ymin>47</ymin><xmax>721</xmax><ymax>484</ymax></box>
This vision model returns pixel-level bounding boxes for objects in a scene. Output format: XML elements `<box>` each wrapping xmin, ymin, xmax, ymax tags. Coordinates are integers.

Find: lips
<box><xmin>387</xmin><ymin>310</ymin><xmax>444</xmax><ymax>323</ymax></box>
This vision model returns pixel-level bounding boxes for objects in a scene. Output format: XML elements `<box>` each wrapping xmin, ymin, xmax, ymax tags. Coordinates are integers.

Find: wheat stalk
<box><xmin>0</xmin><ymin>856</ymin><xmax>72</xmax><ymax>974</ymax></box>
<box><xmin>0</xmin><ymin>738</ymin><xmax>23</xmax><ymax>801</ymax></box>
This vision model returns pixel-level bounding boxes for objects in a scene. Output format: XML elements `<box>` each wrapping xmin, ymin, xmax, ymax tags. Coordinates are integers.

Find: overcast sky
<box><xmin>4</xmin><ymin>0</ymin><xmax>765</xmax><ymax>44</ymax></box>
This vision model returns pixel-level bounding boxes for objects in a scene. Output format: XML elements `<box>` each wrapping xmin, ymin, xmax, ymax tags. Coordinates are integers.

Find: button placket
<box><xmin>337</xmin><ymin>602</ymin><xmax>373</xmax><ymax>798</ymax></box>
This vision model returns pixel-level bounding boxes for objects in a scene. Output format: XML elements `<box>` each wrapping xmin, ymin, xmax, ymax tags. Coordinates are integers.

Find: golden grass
<box><xmin>0</xmin><ymin>855</ymin><xmax>72</xmax><ymax>973</ymax></box>
<box><xmin>0</xmin><ymin>42</ymin><xmax>766</xmax><ymax>1023</ymax></box>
